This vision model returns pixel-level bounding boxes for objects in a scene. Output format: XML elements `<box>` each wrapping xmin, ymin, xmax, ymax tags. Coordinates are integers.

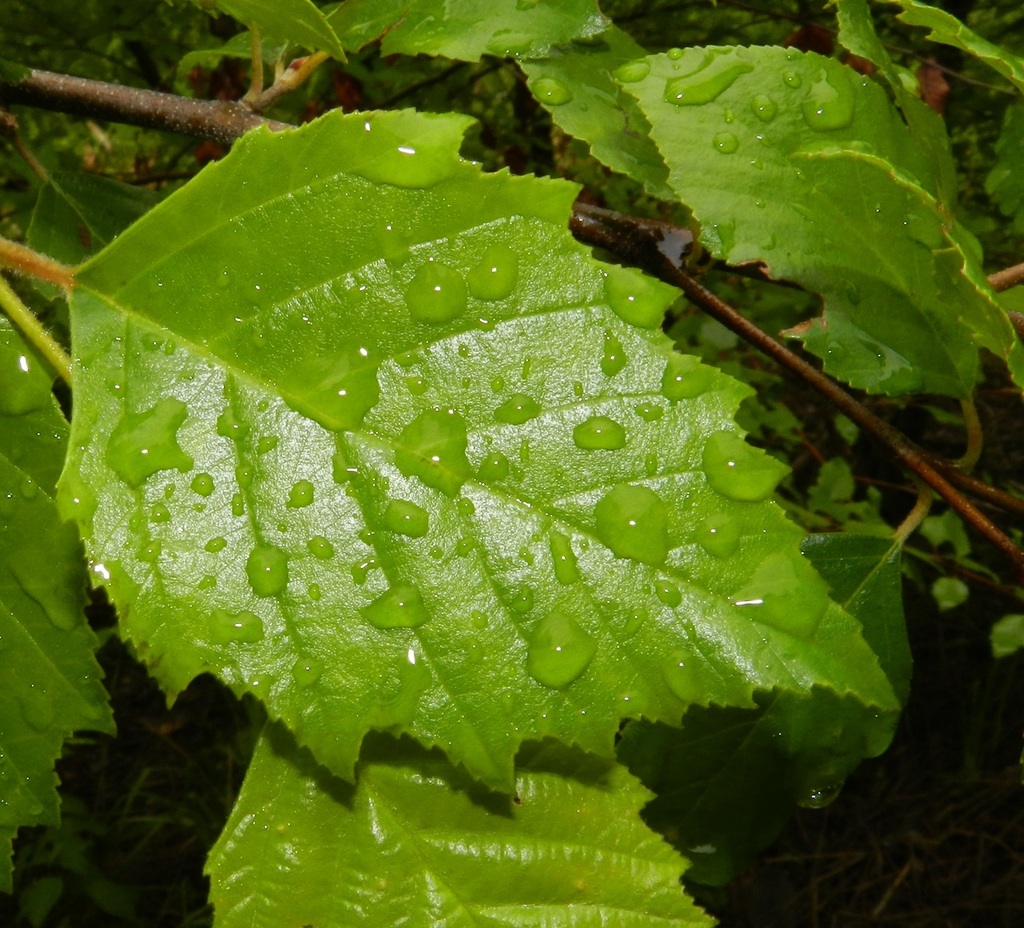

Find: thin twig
<box><xmin>988</xmin><ymin>261</ymin><xmax>1024</xmax><ymax>293</ymax></box>
<box><xmin>245</xmin><ymin>51</ymin><xmax>330</xmax><ymax>113</ymax></box>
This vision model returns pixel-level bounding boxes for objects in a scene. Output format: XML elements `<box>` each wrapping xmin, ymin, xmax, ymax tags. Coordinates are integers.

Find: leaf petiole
<box><xmin>0</xmin><ymin>271</ymin><xmax>72</xmax><ymax>385</ymax></box>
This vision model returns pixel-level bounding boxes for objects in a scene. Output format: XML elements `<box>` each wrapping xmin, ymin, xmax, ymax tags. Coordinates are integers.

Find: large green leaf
<box><xmin>65</xmin><ymin>109</ymin><xmax>896</xmax><ymax>791</ymax></box>
<box><xmin>208</xmin><ymin>724</ymin><xmax>712</xmax><ymax>927</ymax></box>
<box><xmin>0</xmin><ymin>317</ymin><xmax>113</xmax><ymax>891</ymax></box>
<box><xmin>201</xmin><ymin>0</ymin><xmax>345</xmax><ymax>60</ymax></box>
<box><xmin>986</xmin><ymin>100</ymin><xmax>1024</xmax><ymax>234</ymax></box>
<box><xmin>330</xmin><ymin>0</ymin><xmax>608</xmax><ymax>60</ymax></box>
<box><xmin>619</xmin><ymin>46</ymin><xmax>1024</xmax><ymax>397</ymax></box>
<box><xmin>618</xmin><ymin>531</ymin><xmax>907</xmax><ymax>887</ymax></box>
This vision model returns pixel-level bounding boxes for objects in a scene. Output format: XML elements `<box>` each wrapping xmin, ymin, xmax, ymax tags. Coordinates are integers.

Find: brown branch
<box><xmin>988</xmin><ymin>261</ymin><xmax>1024</xmax><ymax>293</ymax></box>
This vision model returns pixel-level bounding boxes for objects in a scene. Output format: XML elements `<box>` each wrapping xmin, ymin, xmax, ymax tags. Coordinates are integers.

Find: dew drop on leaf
<box><xmin>751</xmin><ymin>93</ymin><xmax>778</xmax><ymax>122</ymax></box>
<box><xmin>532</xmin><ymin>77</ymin><xmax>573</xmax><ymax>105</ymax></box>
<box><xmin>662</xmin><ymin>354</ymin><xmax>714</xmax><ymax>401</ymax></box>
<box><xmin>713</xmin><ymin>131</ymin><xmax>739</xmax><ymax>153</ymax></box>
<box><xmin>209</xmin><ymin>608</ymin><xmax>264</xmax><ymax>645</ymax></box>
<box><xmin>382</xmin><ymin>499</ymin><xmax>430</xmax><ymax>538</ymax></box>
<box><xmin>573</xmin><ymin>415</ymin><xmax>626</xmax><ymax>450</ymax></box>
<box><xmin>697</xmin><ymin>513</ymin><xmax>742</xmax><ymax>557</ymax></box>
<box><xmin>654</xmin><ymin>579</ymin><xmax>682</xmax><ymax>607</ymax></box>
<box><xmin>286</xmin><ymin>480</ymin><xmax>315</xmax><ymax>508</ymax></box>
<box><xmin>245</xmin><ymin>544</ymin><xmax>289</xmax><ymax>597</ymax></box>
<box><xmin>508</xmin><ymin>587</ymin><xmax>534</xmax><ymax>614</ymax></box>
<box><xmin>295</xmin><ymin>337</ymin><xmax>380</xmax><ymax>432</ymax></box>
<box><xmin>594</xmin><ymin>483</ymin><xmax>670</xmax><ymax>565</ymax></box>
<box><xmin>405</xmin><ymin>261</ymin><xmax>468</xmax><ymax>324</ymax></box>
<box><xmin>526</xmin><ymin>611</ymin><xmax>598</xmax><ymax>689</ymax></box>
<box><xmin>19</xmin><ymin>691</ymin><xmax>55</xmax><ymax>732</ymax></box>
<box><xmin>798</xmin><ymin>782</ymin><xmax>843</xmax><ymax>809</ymax></box>
<box><xmin>150</xmin><ymin>502</ymin><xmax>171</xmax><ymax>523</ymax></box>
<box><xmin>216</xmin><ymin>406</ymin><xmax>249</xmax><ymax>442</ymax></box>
<box><xmin>308</xmin><ymin>583</ymin><xmax>321</xmax><ymax>601</ymax></box>
<box><xmin>614</xmin><ymin>60</ymin><xmax>651</xmax><ymax>83</ymax></box>
<box><xmin>351</xmin><ymin>556</ymin><xmax>378</xmax><ymax>585</ymax></box>
<box><xmin>702</xmin><ymin>431</ymin><xmax>788</xmax><ymax>502</ymax></box>
<box><xmin>306</xmin><ymin>535</ymin><xmax>335</xmax><ymax>559</ymax></box>
<box><xmin>456</xmin><ymin>497</ymin><xmax>475</xmax><ymax>515</ymax></box>
<box><xmin>136</xmin><ymin>541</ymin><xmax>161</xmax><ymax>563</ymax></box>
<box><xmin>603</xmin><ymin>268</ymin><xmax>665</xmax><ymax>328</ymax></box>
<box><xmin>0</xmin><ymin>349</ymin><xmax>44</xmax><ymax>415</ymax></box>
<box><xmin>292</xmin><ymin>657</ymin><xmax>323</xmax><ymax>688</ymax></box>
<box><xmin>494</xmin><ymin>393</ymin><xmax>541</xmax><ymax>425</ymax></box>
<box><xmin>363</xmin><ymin>584</ymin><xmax>430</xmax><ymax>629</ymax></box>
<box><xmin>395</xmin><ymin>408</ymin><xmax>471</xmax><ymax>497</ymax></box>
<box><xmin>550</xmin><ymin>531</ymin><xmax>581</xmax><ymax>585</ymax></box>
<box><xmin>477</xmin><ymin>451</ymin><xmax>509</xmax><ymax>481</ymax></box>
<box><xmin>664</xmin><ymin>55</ymin><xmax>754</xmax><ymax>106</ymax></box>
<box><xmin>405</xmin><ymin>375</ymin><xmax>428</xmax><ymax>395</ymax></box>
<box><xmin>467</xmin><ymin>243</ymin><xmax>519</xmax><ymax>301</ymax></box>
<box><xmin>783</xmin><ymin>70</ymin><xmax>802</xmax><ymax>88</ymax></box>
<box><xmin>231</xmin><ymin>492</ymin><xmax>245</xmax><ymax>517</ymax></box>
<box><xmin>106</xmin><ymin>398</ymin><xmax>193</xmax><ymax>487</ymax></box>
<box><xmin>352</xmin><ymin>130</ymin><xmax>454</xmax><ymax>189</ymax></box>
<box><xmin>662</xmin><ymin>649</ymin><xmax>701</xmax><ymax>703</ymax></box>
<box><xmin>255</xmin><ymin>435</ymin><xmax>278</xmax><ymax>454</ymax></box>
<box><xmin>190</xmin><ymin>472</ymin><xmax>214</xmax><ymax>496</ymax></box>
<box><xmin>730</xmin><ymin>551</ymin><xmax>828</xmax><ymax>638</ymax></box>
<box><xmin>801</xmin><ymin>68</ymin><xmax>855</xmax><ymax>131</ymax></box>
<box><xmin>601</xmin><ymin>329</ymin><xmax>627</xmax><ymax>376</ymax></box>
<box><xmin>205</xmin><ymin>536</ymin><xmax>227</xmax><ymax>553</ymax></box>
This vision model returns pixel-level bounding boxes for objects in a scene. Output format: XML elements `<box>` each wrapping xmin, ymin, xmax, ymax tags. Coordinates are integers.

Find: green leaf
<box><xmin>619</xmin><ymin>531</ymin><xmax>907</xmax><ymax>887</ymax></box>
<box><xmin>203</xmin><ymin>0</ymin><xmax>345</xmax><ymax>60</ymax></box>
<box><xmin>0</xmin><ymin>317</ymin><xmax>113</xmax><ymax>892</ymax></box>
<box><xmin>621</xmin><ymin>45</ymin><xmax>1024</xmax><ymax>397</ymax></box>
<box><xmin>520</xmin><ymin>25</ymin><xmax>672</xmax><ymax>199</ymax></box>
<box><xmin>986</xmin><ymin>100</ymin><xmax>1024</xmax><ymax>234</ymax></box>
<box><xmin>207</xmin><ymin>723</ymin><xmax>712</xmax><ymax>927</ymax></box>
<box><xmin>990</xmin><ymin>614</ymin><xmax>1024</xmax><ymax>659</ymax></box>
<box><xmin>330</xmin><ymin>0</ymin><xmax>608</xmax><ymax>60</ymax></box>
<box><xmin>66</xmin><ymin>109</ymin><xmax>896</xmax><ymax>791</ymax></box>
<box><xmin>878</xmin><ymin>0</ymin><xmax>1024</xmax><ymax>93</ymax></box>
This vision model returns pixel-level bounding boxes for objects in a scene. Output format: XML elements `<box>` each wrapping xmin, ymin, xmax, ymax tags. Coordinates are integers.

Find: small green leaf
<box><xmin>330</xmin><ymin>0</ymin><xmax>608</xmax><ymax>60</ymax></box>
<box><xmin>0</xmin><ymin>318</ymin><xmax>113</xmax><ymax>891</ymax></box>
<box><xmin>931</xmin><ymin>575</ymin><xmax>969</xmax><ymax>612</ymax></box>
<box><xmin>202</xmin><ymin>0</ymin><xmax>345</xmax><ymax>60</ymax></box>
<box><xmin>207</xmin><ymin>724</ymin><xmax>713</xmax><ymax>928</ymax></box>
<box><xmin>986</xmin><ymin>100</ymin><xmax>1024</xmax><ymax>234</ymax></box>
<box><xmin>990</xmin><ymin>614</ymin><xmax>1024</xmax><ymax>659</ymax></box>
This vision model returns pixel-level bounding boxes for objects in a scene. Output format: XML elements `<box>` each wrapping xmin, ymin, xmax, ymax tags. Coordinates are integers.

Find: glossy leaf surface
<box><xmin>207</xmin><ymin>0</ymin><xmax>345</xmax><ymax>60</ymax></box>
<box><xmin>0</xmin><ymin>319</ymin><xmax>113</xmax><ymax>891</ymax></box>
<box><xmin>65</xmin><ymin>109</ymin><xmax>895</xmax><ymax>791</ymax></box>
<box><xmin>620</xmin><ymin>46</ymin><xmax>1024</xmax><ymax>397</ymax></box>
<box><xmin>208</xmin><ymin>724</ymin><xmax>712</xmax><ymax>927</ymax></box>
<box><xmin>331</xmin><ymin>0</ymin><xmax>608</xmax><ymax>60</ymax></box>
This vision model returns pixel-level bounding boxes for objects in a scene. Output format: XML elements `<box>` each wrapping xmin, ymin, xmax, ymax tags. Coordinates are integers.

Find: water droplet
<box><xmin>210</xmin><ymin>608</ymin><xmax>264</xmax><ymax>645</ymax></box>
<box><xmin>19</xmin><ymin>476</ymin><xmax>37</xmax><ymax>499</ymax></box>
<box><xmin>149</xmin><ymin>502</ymin><xmax>171</xmax><ymax>523</ymax></box>
<box><xmin>801</xmin><ymin>68</ymin><xmax>854</xmax><ymax>130</ymax></box>
<box><xmin>137</xmin><ymin>540</ymin><xmax>161</xmax><ymax>562</ymax></box>
<box><xmin>595</xmin><ymin>484</ymin><xmax>670</xmax><ymax>565</ymax></box>
<box><xmin>509</xmin><ymin>587</ymin><xmax>534</xmax><ymax>614</ymax></box>
<box><xmin>614</xmin><ymin>60</ymin><xmax>651</xmax><ymax>83</ymax></box>
<box><xmin>730</xmin><ymin>551</ymin><xmax>828</xmax><ymax>638</ymax></box>
<box><xmin>655</xmin><ymin>579</ymin><xmax>682</xmax><ymax>607</ymax></box>
<box><xmin>697</xmin><ymin>513</ymin><xmax>741</xmax><ymax>557</ymax></box>
<box><xmin>601</xmin><ymin>329</ymin><xmax>627</xmax><ymax>376</ymax></box>
<box><xmin>191</xmin><ymin>473</ymin><xmax>214</xmax><ymax>496</ymax></box>
<box><xmin>519</xmin><ymin>545</ymin><xmax>535</xmax><ymax>566</ymax></box>
<box><xmin>216</xmin><ymin>406</ymin><xmax>249</xmax><ymax>442</ymax></box>
<box><xmin>550</xmin><ymin>532</ymin><xmax>581</xmax><ymax>585</ymax></box>
<box><xmin>603</xmin><ymin>268</ymin><xmax>664</xmax><ymax>328</ymax></box>
<box><xmin>798</xmin><ymin>782</ymin><xmax>842</xmax><ymax>809</ymax></box>
<box><xmin>471</xmin><ymin>610</ymin><xmax>488</xmax><ymax>629</ymax></box>
<box><xmin>363</xmin><ymin>584</ymin><xmax>430</xmax><ymax>628</ymax></box>
<box><xmin>231</xmin><ymin>492</ymin><xmax>245</xmax><ymax>517</ymax></box>
<box><xmin>494</xmin><ymin>393</ymin><xmax>541</xmax><ymax>425</ymax></box>
<box><xmin>245</xmin><ymin>544</ymin><xmax>289</xmax><ymax>597</ymax></box>
<box><xmin>662</xmin><ymin>354</ymin><xmax>714</xmax><ymax>400</ymax></box>
<box><xmin>665</xmin><ymin>54</ymin><xmax>753</xmax><ymax>106</ymax></box>
<box><xmin>490</xmin><ymin>375</ymin><xmax>506</xmax><ymax>394</ymax></box>
<box><xmin>634</xmin><ymin>402</ymin><xmax>664</xmax><ymax>422</ymax></box>
<box><xmin>527</xmin><ymin>611</ymin><xmax>597</xmax><ymax>689</ymax></box>
<box><xmin>713</xmin><ymin>131</ymin><xmax>739</xmax><ymax>153</ymax></box>
<box><xmin>19</xmin><ymin>691</ymin><xmax>54</xmax><ymax>731</ymax></box>
<box><xmin>455</xmin><ymin>537</ymin><xmax>473</xmax><ymax>556</ymax></box>
<box><xmin>292</xmin><ymin>657</ymin><xmax>323</xmax><ymax>688</ymax></box>
<box><xmin>106</xmin><ymin>398</ymin><xmax>193</xmax><ymax>486</ymax></box>
<box><xmin>532</xmin><ymin>77</ymin><xmax>573</xmax><ymax>105</ymax></box>
<box><xmin>395</xmin><ymin>408</ymin><xmax>471</xmax><ymax>497</ymax></box>
<box><xmin>205</xmin><ymin>536</ymin><xmax>227</xmax><ymax>553</ymax></box>
<box><xmin>294</xmin><ymin>337</ymin><xmax>380</xmax><ymax>432</ymax></box>
<box><xmin>477</xmin><ymin>451</ymin><xmax>509</xmax><ymax>481</ymax></box>
<box><xmin>702</xmin><ymin>431</ymin><xmax>788</xmax><ymax>501</ymax></box>
<box><xmin>405</xmin><ymin>375</ymin><xmax>428</xmax><ymax>395</ymax></box>
<box><xmin>667</xmin><ymin>47</ymin><xmax>684</xmax><ymax>61</ymax></box>
<box><xmin>353</xmin><ymin>129</ymin><xmax>455</xmax><ymax>188</ymax></box>
<box><xmin>573</xmin><ymin>415</ymin><xmax>626</xmax><ymax>450</ymax></box>
<box><xmin>783</xmin><ymin>70</ymin><xmax>802</xmax><ymax>88</ymax></box>
<box><xmin>0</xmin><ymin>349</ymin><xmax>45</xmax><ymax>415</ymax></box>
<box><xmin>382</xmin><ymin>499</ymin><xmax>430</xmax><ymax>537</ymax></box>
<box><xmin>467</xmin><ymin>244</ymin><xmax>518</xmax><ymax>301</ymax></box>
<box><xmin>351</xmin><ymin>556</ymin><xmax>378</xmax><ymax>585</ymax></box>
<box><xmin>751</xmin><ymin>93</ymin><xmax>778</xmax><ymax>122</ymax></box>
<box><xmin>287</xmin><ymin>480</ymin><xmax>315</xmax><ymax>508</ymax></box>
<box><xmin>644</xmin><ymin>453</ymin><xmax>658</xmax><ymax>476</ymax></box>
<box><xmin>306</xmin><ymin>535</ymin><xmax>335</xmax><ymax>559</ymax></box>
<box><xmin>405</xmin><ymin>261</ymin><xmax>468</xmax><ymax>324</ymax></box>
<box><xmin>662</xmin><ymin>650</ymin><xmax>702</xmax><ymax>702</ymax></box>
<box><xmin>198</xmin><ymin>574</ymin><xmax>216</xmax><ymax>590</ymax></box>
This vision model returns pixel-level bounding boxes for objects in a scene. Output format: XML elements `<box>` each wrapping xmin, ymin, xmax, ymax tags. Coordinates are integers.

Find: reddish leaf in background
<box><xmin>844</xmin><ymin>54</ymin><xmax>876</xmax><ymax>77</ymax></box>
<box><xmin>917</xmin><ymin>60</ymin><xmax>950</xmax><ymax>114</ymax></box>
<box><xmin>332</xmin><ymin>71</ymin><xmax>364</xmax><ymax>111</ymax></box>
<box><xmin>783</xmin><ymin>24</ymin><xmax>835</xmax><ymax>57</ymax></box>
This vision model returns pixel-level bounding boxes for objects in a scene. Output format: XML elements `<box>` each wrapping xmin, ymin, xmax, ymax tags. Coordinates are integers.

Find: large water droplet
<box><xmin>245</xmin><ymin>544</ymin><xmax>289</xmax><ymax>597</ymax></box>
<box><xmin>477</xmin><ymin>451</ymin><xmax>509</xmax><ymax>481</ymax></box>
<box><xmin>662</xmin><ymin>354</ymin><xmax>714</xmax><ymax>400</ymax></box>
<box><xmin>662</xmin><ymin>649</ymin><xmax>702</xmax><ymax>702</ymax></box>
<box><xmin>697</xmin><ymin>513</ymin><xmax>742</xmax><ymax>557</ymax></box>
<box><xmin>730</xmin><ymin>551</ymin><xmax>829</xmax><ymax>638</ymax></box>
<box><xmin>713</xmin><ymin>131</ymin><xmax>739</xmax><ymax>153</ymax></box>
<box><xmin>294</xmin><ymin>337</ymin><xmax>380</xmax><ymax>432</ymax></box>
<box><xmin>798</xmin><ymin>782</ymin><xmax>842</xmax><ymax>809</ymax></box>
<box><xmin>509</xmin><ymin>587</ymin><xmax>534</xmax><ymax>614</ymax></box>
<box><xmin>494</xmin><ymin>393</ymin><xmax>541</xmax><ymax>425</ymax></box>
<box><xmin>287</xmin><ymin>480</ymin><xmax>315</xmax><ymax>508</ymax></box>
<box><xmin>601</xmin><ymin>329</ymin><xmax>627</xmax><ymax>376</ymax></box>
<box><xmin>532</xmin><ymin>77</ymin><xmax>573</xmax><ymax>105</ymax></box>
<box><xmin>405</xmin><ymin>261</ymin><xmax>468</xmax><ymax>323</ymax></box>
<box><xmin>0</xmin><ymin>347</ymin><xmax>45</xmax><ymax>415</ymax></box>
<box><xmin>550</xmin><ymin>532</ymin><xmax>581</xmax><ymax>585</ymax></box>
<box><xmin>106</xmin><ymin>398</ymin><xmax>193</xmax><ymax>487</ymax></box>
<box><xmin>395</xmin><ymin>408</ymin><xmax>471</xmax><ymax>497</ymax></box>
<box><xmin>292</xmin><ymin>657</ymin><xmax>323</xmax><ymax>688</ymax></box>
<box><xmin>603</xmin><ymin>268</ymin><xmax>665</xmax><ymax>328</ymax></box>
<box><xmin>655</xmin><ymin>579</ymin><xmax>682</xmax><ymax>607</ymax></box>
<box><xmin>216</xmin><ymin>406</ymin><xmax>249</xmax><ymax>442</ymax></box>
<box><xmin>210</xmin><ymin>608</ymin><xmax>264</xmax><ymax>644</ymax></box>
<box><xmin>363</xmin><ymin>584</ymin><xmax>430</xmax><ymax>628</ymax></box>
<box><xmin>352</xmin><ymin>126</ymin><xmax>455</xmax><ymax>188</ymax></box>
<box><xmin>205</xmin><ymin>536</ymin><xmax>227</xmax><ymax>553</ymax></box>
<box><xmin>382</xmin><ymin>499</ymin><xmax>430</xmax><ymax>537</ymax></box>
<box><xmin>665</xmin><ymin>54</ymin><xmax>753</xmax><ymax>106</ymax></box>
<box><xmin>306</xmin><ymin>535</ymin><xmax>335</xmax><ymax>559</ymax></box>
<box><xmin>526</xmin><ymin>611</ymin><xmax>597</xmax><ymax>689</ymax></box>
<box><xmin>468</xmin><ymin>243</ymin><xmax>519</xmax><ymax>301</ymax></box>
<box><xmin>702</xmin><ymin>431</ymin><xmax>788</xmax><ymax>501</ymax></box>
<box><xmin>191</xmin><ymin>473</ymin><xmax>214</xmax><ymax>497</ymax></box>
<box><xmin>594</xmin><ymin>484</ymin><xmax>670</xmax><ymax>565</ymax></box>
<box><xmin>751</xmin><ymin>93</ymin><xmax>778</xmax><ymax>122</ymax></box>
<box><xmin>573</xmin><ymin>415</ymin><xmax>626</xmax><ymax>450</ymax></box>
<box><xmin>801</xmin><ymin>68</ymin><xmax>855</xmax><ymax>131</ymax></box>
<box><xmin>614</xmin><ymin>60</ymin><xmax>651</xmax><ymax>83</ymax></box>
